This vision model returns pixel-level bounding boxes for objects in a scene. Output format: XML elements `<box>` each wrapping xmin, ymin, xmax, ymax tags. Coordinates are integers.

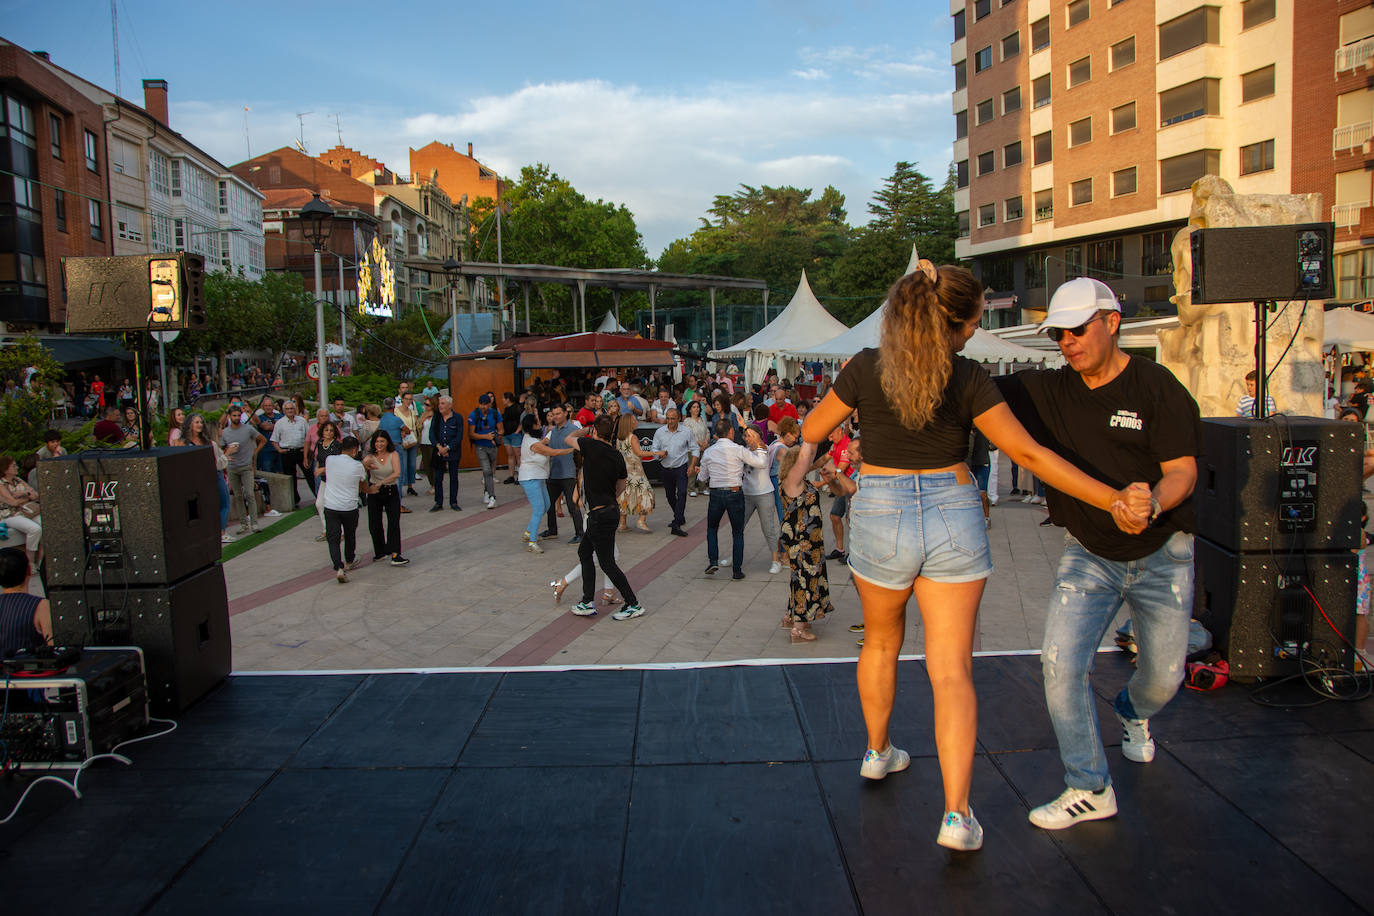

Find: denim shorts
<box><xmin>846</xmin><ymin>472</ymin><xmax>993</xmax><ymax>589</ymax></box>
<box><xmin>503</xmin><ymin>433</ymin><xmax>522</xmax><ymax>448</ymax></box>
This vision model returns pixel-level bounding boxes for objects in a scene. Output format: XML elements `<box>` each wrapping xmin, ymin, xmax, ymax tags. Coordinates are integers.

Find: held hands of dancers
<box><xmin>1109</xmin><ymin>482</ymin><xmax>1153</xmax><ymax>535</ymax></box>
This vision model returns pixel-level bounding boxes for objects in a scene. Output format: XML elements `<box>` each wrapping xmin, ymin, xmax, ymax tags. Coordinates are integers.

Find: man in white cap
<box><xmin>996</xmin><ymin>276</ymin><xmax>1202</xmax><ymax>832</ymax></box>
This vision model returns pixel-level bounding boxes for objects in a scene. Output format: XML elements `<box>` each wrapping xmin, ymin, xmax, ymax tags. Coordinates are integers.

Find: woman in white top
<box><xmin>518</xmin><ymin>413</ymin><xmax>571</xmax><ymax>554</ymax></box>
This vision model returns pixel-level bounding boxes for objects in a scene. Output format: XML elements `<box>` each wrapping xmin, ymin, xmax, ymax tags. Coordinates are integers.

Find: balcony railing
<box><xmin>1034</xmin><ymin>204</ymin><xmax>1054</xmax><ymax>222</ymax></box>
<box><xmin>1334</xmin><ymin>121</ymin><xmax>1374</xmax><ymax>154</ymax></box>
<box><xmin>1337</xmin><ymin>37</ymin><xmax>1374</xmax><ymax>75</ymax></box>
<box><xmin>1333</xmin><ymin>202</ymin><xmax>1364</xmax><ymax>229</ymax></box>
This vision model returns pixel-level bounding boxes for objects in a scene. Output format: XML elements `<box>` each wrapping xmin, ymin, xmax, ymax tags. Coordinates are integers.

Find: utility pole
<box><xmin>110</xmin><ymin>0</ymin><xmax>121</xmax><ymax>96</ymax></box>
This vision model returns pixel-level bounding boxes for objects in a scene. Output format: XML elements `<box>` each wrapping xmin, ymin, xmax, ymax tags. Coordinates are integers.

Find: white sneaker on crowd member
<box><xmin>936</xmin><ymin>808</ymin><xmax>984</xmax><ymax>851</ymax></box>
<box><xmin>769</xmin><ymin>560</ymin><xmax>782</xmax><ymax>575</ymax></box>
<box><xmin>859</xmin><ymin>744</ymin><xmax>910</xmax><ymax>780</ymax></box>
<box><xmin>1118</xmin><ymin>714</ymin><xmax>1156</xmax><ymax>763</ymax></box>
<box><xmin>1028</xmin><ymin>784</ymin><xmax>1118</xmax><ymax>830</ymax></box>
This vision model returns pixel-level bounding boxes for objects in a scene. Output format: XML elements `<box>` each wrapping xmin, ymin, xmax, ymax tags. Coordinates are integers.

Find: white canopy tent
<box><xmin>595</xmin><ymin>309</ymin><xmax>627</xmax><ymax>333</ymax></box>
<box><xmin>1324</xmin><ymin>307</ymin><xmax>1374</xmax><ymax>352</ymax></box>
<box><xmin>708</xmin><ymin>270</ymin><xmax>849</xmax><ymax>384</ymax></box>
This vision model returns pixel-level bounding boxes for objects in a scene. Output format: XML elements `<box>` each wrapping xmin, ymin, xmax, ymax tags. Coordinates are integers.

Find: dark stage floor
<box><xmin>1</xmin><ymin>652</ymin><xmax>1371</xmax><ymax>915</ymax></box>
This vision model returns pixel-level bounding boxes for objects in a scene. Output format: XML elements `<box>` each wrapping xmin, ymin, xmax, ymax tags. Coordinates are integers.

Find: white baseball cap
<box><xmin>1041</xmin><ymin>277</ymin><xmax>1120</xmax><ymax>331</ymax></box>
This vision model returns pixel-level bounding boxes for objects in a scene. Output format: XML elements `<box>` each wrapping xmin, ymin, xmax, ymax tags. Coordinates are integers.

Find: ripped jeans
<box><xmin>1042</xmin><ymin>530</ymin><xmax>1194</xmax><ymax>791</ymax></box>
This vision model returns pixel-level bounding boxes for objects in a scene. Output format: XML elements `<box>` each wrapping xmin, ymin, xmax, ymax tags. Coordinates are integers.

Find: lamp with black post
<box><xmin>443</xmin><ymin>256</ymin><xmax>461</xmax><ymax>356</ymax></box>
<box><xmin>299</xmin><ymin>193</ymin><xmax>335</xmax><ymax>407</ymax></box>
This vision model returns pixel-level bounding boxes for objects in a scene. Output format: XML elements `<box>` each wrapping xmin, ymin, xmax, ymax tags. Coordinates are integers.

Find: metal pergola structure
<box><xmin>444</xmin><ymin>262</ymin><xmax>770</xmax><ymax>350</ymax></box>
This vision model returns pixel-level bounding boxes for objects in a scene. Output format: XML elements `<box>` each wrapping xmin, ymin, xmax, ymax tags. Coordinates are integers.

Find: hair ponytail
<box><xmin>878</xmin><ymin>264</ymin><xmax>983</xmax><ymax>429</ymax></box>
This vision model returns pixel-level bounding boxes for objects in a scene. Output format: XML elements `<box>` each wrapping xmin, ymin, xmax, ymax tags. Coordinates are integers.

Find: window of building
<box><xmin>1034</xmin><ymin>189</ymin><xmax>1054</xmax><ymax>221</ymax></box>
<box><xmin>1240</xmin><ymin>139</ymin><xmax>1275</xmax><ymax>175</ymax></box>
<box><xmin>1112</xmin><ymin>101</ymin><xmax>1136</xmax><ymax>133</ymax></box>
<box><xmin>11</xmin><ymin>176</ymin><xmax>39</xmax><ymax>213</ymax></box>
<box><xmin>1026</xmin><ymin>252</ymin><xmax>1045</xmax><ymax>287</ymax></box>
<box><xmin>1241</xmin><ymin>65</ymin><xmax>1275</xmax><ymax>102</ymax></box>
<box><xmin>957</xmin><ymin>211</ymin><xmax>970</xmax><ymax>238</ymax></box>
<box><xmin>5</xmin><ymin>96</ymin><xmax>35</xmax><ymax>148</ymax></box>
<box><xmin>48</xmin><ymin>113</ymin><xmax>61</xmax><ymax>159</ymax></box>
<box><xmin>1088</xmin><ymin>239</ymin><xmax>1123</xmax><ymax>279</ymax></box>
<box><xmin>954</xmin><ymin>60</ymin><xmax>967</xmax><ymax>90</ymax></box>
<box><xmin>1003</xmin><ymin>85</ymin><xmax>1022</xmax><ymax>114</ymax></box>
<box><xmin>1159</xmin><ymin>6</ymin><xmax>1220</xmax><ymax>61</ymax></box>
<box><xmin>1064</xmin><ymin>245</ymin><xmax>1084</xmax><ymax>278</ymax></box>
<box><xmin>957</xmin><ymin>159</ymin><xmax>969</xmax><ymax>189</ymax></box>
<box><xmin>1112</xmin><ymin>166</ymin><xmax>1137</xmax><ymax>196</ymax></box>
<box><xmin>1003</xmin><ymin>31</ymin><xmax>1021</xmax><ymax>60</ymax></box>
<box><xmin>115</xmin><ymin>203</ymin><xmax>144</xmax><ymax>242</ymax></box>
<box><xmin>1033</xmin><ymin>130</ymin><xmax>1053</xmax><ymax>164</ymax></box>
<box><xmin>1067</xmin><ymin>0</ymin><xmax>1090</xmax><ymax>27</ymax></box>
<box><xmin>1144</xmin><ymin>284</ymin><xmax>1172</xmax><ymax>303</ymax></box>
<box><xmin>979</xmin><ymin>203</ymin><xmax>997</xmax><ymax>227</ymax></box>
<box><xmin>953</xmin><ymin>9</ymin><xmax>966</xmax><ymax>39</ymax></box>
<box><xmin>218</xmin><ymin>180</ymin><xmax>228</xmax><ymax>214</ymax></box>
<box><xmin>975</xmin><ymin>46</ymin><xmax>994</xmax><ymax>72</ymax></box>
<box><xmin>977</xmin><ymin>98</ymin><xmax>995</xmax><ymax>124</ymax></box>
<box><xmin>1031</xmin><ymin>16</ymin><xmax>1050</xmax><ymax>51</ymax></box>
<box><xmin>1142</xmin><ymin>230</ymin><xmax>1173</xmax><ymax>276</ymax></box>
<box><xmin>1004</xmin><ymin>141</ymin><xmax>1023</xmax><ymax>167</ymax></box>
<box><xmin>1033</xmin><ymin>74</ymin><xmax>1051</xmax><ymax>108</ymax></box>
<box><xmin>110</xmin><ymin>135</ymin><xmax>138</xmax><ymax>177</ymax></box>
<box><xmin>1068</xmin><ymin>56</ymin><xmax>1091</xmax><ymax>88</ymax></box>
<box><xmin>1005</xmin><ymin>196</ymin><xmax>1024</xmax><ymax>221</ymax></box>
<box><xmin>1070</xmin><ymin>117</ymin><xmax>1092</xmax><ymax>146</ymax></box>
<box><xmin>1160</xmin><ymin>149</ymin><xmax>1220</xmax><ymax>193</ymax></box>
<box><xmin>955</xmin><ymin>109</ymin><xmax>968</xmax><ymax>139</ymax></box>
<box><xmin>151</xmin><ymin>213</ymin><xmax>171</xmax><ymax>249</ymax></box>
<box><xmin>17</xmin><ymin>253</ymin><xmax>45</xmax><ymax>292</ymax></box>
<box><xmin>54</xmin><ymin>189</ymin><xmax>66</xmax><ymax>232</ymax></box>
<box><xmin>975</xmin><ymin>0</ymin><xmax>992</xmax><ymax>20</ymax></box>
<box><xmin>1242</xmin><ymin>0</ymin><xmax>1275</xmax><ymax>29</ymax></box>
<box><xmin>984</xmin><ymin>256</ymin><xmax>1015</xmax><ymax>291</ymax></box>
<box><xmin>977</xmin><ymin>150</ymin><xmax>996</xmax><ymax>175</ymax></box>
<box><xmin>170</xmin><ymin>160</ymin><xmax>181</xmax><ymax>197</ymax></box>
<box><xmin>89</xmin><ymin>199</ymin><xmax>102</xmax><ymax>240</ymax></box>
<box><xmin>148</xmin><ymin>148</ymin><xmax>170</xmax><ymax>196</ymax></box>
<box><xmin>1341</xmin><ymin>5</ymin><xmax>1374</xmax><ymax>44</ymax></box>
<box><xmin>1071</xmin><ymin>178</ymin><xmax>1093</xmax><ymax>206</ymax></box>
<box><xmin>1339</xmin><ymin>250</ymin><xmax>1374</xmax><ymax>300</ymax></box>
<box><xmin>1111</xmin><ymin>36</ymin><xmax>1136</xmax><ymax>70</ymax></box>
<box><xmin>1160</xmin><ymin>78</ymin><xmax>1220</xmax><ymax>126</ymax></box>
<box><xmin>84</xmin><ymin>129</ymin><xmax>98</xmax><ymax>172</ymax></box>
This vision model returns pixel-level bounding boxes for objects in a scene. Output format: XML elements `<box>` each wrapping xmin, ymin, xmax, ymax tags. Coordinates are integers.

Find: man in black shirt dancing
<box><xmin>569</xmin><ymin>414</ymin><xmax>645</xmax><ymax>620</ymax></box>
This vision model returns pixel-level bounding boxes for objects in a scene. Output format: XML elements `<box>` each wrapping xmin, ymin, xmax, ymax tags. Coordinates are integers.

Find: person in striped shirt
<box><xmin>1235</xmin><ymin>370</ymin><xmax>1277</xmax><ymax>418</ymax></box>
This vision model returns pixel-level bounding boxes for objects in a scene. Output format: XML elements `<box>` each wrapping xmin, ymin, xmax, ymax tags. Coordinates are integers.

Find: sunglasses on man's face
<box><xmin>1046</xmin><ymin>313</ymin><xmax>1108</xmax><ymax>343</ymax></box>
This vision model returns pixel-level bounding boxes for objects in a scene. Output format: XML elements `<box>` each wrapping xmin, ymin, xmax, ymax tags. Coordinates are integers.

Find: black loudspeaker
<box><xmin>38</xmin><ymin>447</ymin><xmax>221</xmax><ymax>587</ymax></box>
<box><xmin>1189</xmin><ymin>223</ymin><xmax>1335</xmax><ymax>304</ymax></box>
<box><xmin>1196</xmin><ymin>417</ymin><xmax>1362</xmax><ymax>553</ymax></box>
<box><xmin>49</xmin><ymin>565</ymin><xmax>230</xmax><ymax>714</ymax></box>
<box><xmin>1194</xmin><ymin>538</ymin><xmax>1357</xmax><ymax>680</ymax></box>
<box><xmin>63</xmin><ymin>252</ymin><xmax>206</xmax><ymax>332</ymax></box>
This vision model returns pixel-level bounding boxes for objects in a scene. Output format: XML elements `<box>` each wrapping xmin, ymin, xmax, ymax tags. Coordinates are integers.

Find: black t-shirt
<box><xmin>580</xmin><ymin>436</ymin><xmax>626</xmax><ymax>508</ymax></box>
<box><xmin>501</xmin><ymin>404</ymin><xmax>521</xmax><ymax>436</ymax></box>
<box><xmin>996</xmin><ymin>356</ymin><xmax>1202</xmax><ymax>561</ymax></box>
<box><xmin>832</xmin><ymin>348</ymin><xmax>1003</xmax><ymax>469</ymax></box>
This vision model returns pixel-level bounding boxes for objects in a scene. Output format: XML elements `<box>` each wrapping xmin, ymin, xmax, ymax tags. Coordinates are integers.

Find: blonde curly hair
<box><xmin>878</xmin><ymin>265</ymin><xmax>984</xmax><ymax>429</ymax></box>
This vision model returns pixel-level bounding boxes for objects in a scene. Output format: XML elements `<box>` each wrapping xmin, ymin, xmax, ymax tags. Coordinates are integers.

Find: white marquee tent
<box><xmin>708</xmin><ymin>270</ymin><xmax>849</xmax><ymax>384</ymax></box>
<box><xmin>595</xmin><ymin>310</ymin><xmax>627</xmax><ymax>333</ymax></box>
<box><xmin>1324</xmin><ymin>307</ymin><xmax>1374</xmax><ymax>352</ymax></box>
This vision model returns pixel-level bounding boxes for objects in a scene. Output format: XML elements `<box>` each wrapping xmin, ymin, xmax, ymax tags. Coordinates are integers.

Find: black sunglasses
<box><xmin>1046</xmin><ymin>313</ymin><xmax>1109</xmax><ymax>343</ymax></box>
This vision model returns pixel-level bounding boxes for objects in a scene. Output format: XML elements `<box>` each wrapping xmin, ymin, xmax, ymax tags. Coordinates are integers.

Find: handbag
<box><xmin>402</xmin><ymin>431</ymin><xmax>418</xmax><ymax>448</ymax></box>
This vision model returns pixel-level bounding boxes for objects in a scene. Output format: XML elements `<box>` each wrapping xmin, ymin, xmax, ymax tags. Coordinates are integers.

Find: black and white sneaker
<box><xmin>390</xmin><ymin>554</ymin><xmax>410</xmax><ymax>566</ymax></box>
<box><xmin>704</xmin><ymin>564</ymin><xmax>720</xmax><ymax>575</ymax></box>
<box><xmin>1028</xmin><ymin>784</ymin><xmax>1118</xmax><ymax>830</ymax></box>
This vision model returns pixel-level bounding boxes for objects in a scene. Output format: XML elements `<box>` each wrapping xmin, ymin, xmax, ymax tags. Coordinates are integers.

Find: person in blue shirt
<box><xmin>468</xmin><ymin>393</ymin><xmax>502</xmax><ymax>509</ymax></box>
<box><xmin>428</xmin><ymin>396</ymin><xmax>465</xmax><ymax>511</ymax></box>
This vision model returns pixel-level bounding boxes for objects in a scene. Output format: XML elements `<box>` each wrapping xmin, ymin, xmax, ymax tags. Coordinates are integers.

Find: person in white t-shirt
<box><xmin>319</xmin><ymin>436</ymin><xmax>368</xmax><ymax>583</ymax></box>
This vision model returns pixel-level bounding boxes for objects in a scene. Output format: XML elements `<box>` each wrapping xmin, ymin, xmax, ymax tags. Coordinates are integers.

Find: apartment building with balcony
<box><xmin>1319</xmin><ymin>2</ymin><xmax>1374</xmax><ymax>302</ymax></box>
<box><xmin>952</xmin><ymin>0</ymin><xmax>1302</xmax><ymax>328</ymax></box>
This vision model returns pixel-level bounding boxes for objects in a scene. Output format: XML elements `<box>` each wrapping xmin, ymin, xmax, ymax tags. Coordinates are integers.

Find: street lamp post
<box><xmin>443</xmin><ymin>257</ymin><xmax>461</xmax><ymax>355</ymax></box>
<box><xmin>300</xmin><ymin>193</ymin><xmax>335</xmax><ymax>406</ymax></box>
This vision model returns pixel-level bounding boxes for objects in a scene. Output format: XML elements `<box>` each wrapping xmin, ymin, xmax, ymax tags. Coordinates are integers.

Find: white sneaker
<box><xmin>859</xmin><ymin>744</ymin><xmax>911</xmax><ymax>780</ymax></box>
<box><xmin>263</xmin><ymin>508</ymin><xmax>282</xmax><ymax>517</ymax></box>
<box><xmin>526</xmin><ymin>541</ymin><xmax>544</xmax><ymax>554</ymax></box>
<box><xmin>1118</xmin><ymin>714</ymin><xmax>1156</xmax><ymax>763</ymax></box>
<box><xmin>936</xmin><ymin>807</ymin><xmax>984</xmax><ymax>851</ymax></box>
<box><xmin>1020</xmin><ymin>494</ymin><xmax>1034</xmax><ymax>503</ymax></box>
<box><xmin>769</xmin><ymin>560</ymin><xmax>782</xmax><ymax>574</ymax></box>
<box><xmin>1028</xmin><ymin>784</ymin><xmax>1117</xmax><ymax>830</ymax></box>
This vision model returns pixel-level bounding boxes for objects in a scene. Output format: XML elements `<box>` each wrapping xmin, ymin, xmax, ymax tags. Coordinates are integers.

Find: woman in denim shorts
<box><xmin>789</xmin><ymin>261</ymin><xmax>1145</xmax><ymax>852</ymax></box>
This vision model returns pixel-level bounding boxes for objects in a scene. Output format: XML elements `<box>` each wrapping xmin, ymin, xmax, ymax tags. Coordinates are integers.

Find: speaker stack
<box><xmin>1194</xmin><ymin>417</ymin><xmax>1362</xmax><ymax>679</ymax></box>
<box><xmin>38</xmin><ymin>447</ymin><xmax>232</xmax><ymax>714</ymax></box>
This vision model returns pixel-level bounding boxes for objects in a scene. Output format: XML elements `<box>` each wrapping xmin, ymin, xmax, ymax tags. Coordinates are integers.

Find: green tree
<box><xmin>352</xmin><ymin>308</ymin><xmax>447</xmax><ymax>380</ymax></box>
<box><xmin>0</xmin><ymin>334</ymin><xmax>66</xmax><ymax>455</ymax></box>
<box><xmin>470</xmin><ymin>164</ymin><xmax>650</xmax><ymax>332</ymax></box>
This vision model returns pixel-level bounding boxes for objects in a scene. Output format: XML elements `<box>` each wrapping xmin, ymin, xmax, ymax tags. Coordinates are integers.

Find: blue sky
<box><xmin>3</xmin><ymin>0</ymin><xmax>956</xmax><ymax>256</ymax></box>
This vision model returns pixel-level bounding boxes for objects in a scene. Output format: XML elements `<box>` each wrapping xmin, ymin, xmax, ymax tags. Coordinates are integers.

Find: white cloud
<box><xmin>173</xmin><ymin>73</ymin><xmax>954</xmax><ymax>258</ymax></box>
<box><xmin>791</xmin><ymin>68</ymin><xmax>829</xmax><ymax>81</ymax></box>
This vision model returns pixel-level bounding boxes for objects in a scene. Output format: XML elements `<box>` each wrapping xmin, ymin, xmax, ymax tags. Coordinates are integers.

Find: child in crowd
<box><xmin>778</xmin><ymin>445</ymin><xmax>833</xmax><ymax>643</ymax></box>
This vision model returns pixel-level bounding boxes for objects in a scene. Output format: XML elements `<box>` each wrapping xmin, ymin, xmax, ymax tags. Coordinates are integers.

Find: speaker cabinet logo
<box><xmin>83</xmin><ymin>480</ymin><xmax>118</xmax><ymax>501</ymax></box>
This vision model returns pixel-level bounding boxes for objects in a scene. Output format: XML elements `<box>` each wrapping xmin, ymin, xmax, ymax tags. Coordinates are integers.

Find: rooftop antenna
<box><xmin>243</xmin><ymin>106</ymin><xmax>252</xmax><ymax>159</ymax></box>
<box><xmin>332</xmin><ymin>113</ymin><xmax>343</xmax><ymax>147</ymax></box>
<box><xmin>110</xmin><ymin>0</ymin><xmax>121</xmax><ymax>96</ymax></box>
<box><xmin>295</xmin><ymin>111</ymin><xmax>312</xmax><ymax>152</ymax></box>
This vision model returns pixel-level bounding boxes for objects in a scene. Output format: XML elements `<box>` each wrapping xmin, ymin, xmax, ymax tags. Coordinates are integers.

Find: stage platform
<box><xmin>1</xmin><ymin>652</ymin><xmax>1371</xmax><ymax>915</ymax></box>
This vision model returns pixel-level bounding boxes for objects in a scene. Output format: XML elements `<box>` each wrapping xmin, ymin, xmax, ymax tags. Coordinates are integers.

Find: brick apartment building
<box><xmin>951</xmin><ymin>0</ymin><xmax>1332</xmax><ymax>328</ymax></box>
<box><xmin>0</xmin><ymin>40</ymin><xmax>112</xmax><ymax>329</ymax></box>
<box><xmin>1319</xmin><ymin>2</ymin><xmax>1374</xmax><ymax>301</ymax></box>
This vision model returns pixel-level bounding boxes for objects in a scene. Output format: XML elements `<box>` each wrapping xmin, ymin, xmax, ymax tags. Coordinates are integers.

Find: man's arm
<box><xmin>34</xmin><ymin>598</ymin><xmax>52</xmax><ymax>645</ymax></box>
<box><xmin>270</xmin><ymin>424</ymin><xmax>284</xmax><ymax>453</ymax></box>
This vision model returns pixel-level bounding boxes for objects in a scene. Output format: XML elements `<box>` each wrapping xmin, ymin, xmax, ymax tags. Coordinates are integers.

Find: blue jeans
<box><xmin>1042</xmin><ymin>530</ymin><xmax>1194</xmax><ymax>791</ymax></box>
<box><xmin>520</xmin><ymin>479</ymin><xmax>549</xmax><ymax>542</ymax></box>
<box><xmin>770</xmin><ymin>472</ymin><xmax>784</xmax><ymax>522</ymax></box>
<box><xmin>706</xmin><ymin>488</ymin><xmax>746</xmax><ymax>573</ymax></box>
<box><xmin>399</xmin><ymin>445</ymin><xmax>417</xmax><ymax>487</ymax></box>
<box><xmin>216</xmin><ymin>472</ymin><xmax>230</xmax><ymax>531</ymax></box>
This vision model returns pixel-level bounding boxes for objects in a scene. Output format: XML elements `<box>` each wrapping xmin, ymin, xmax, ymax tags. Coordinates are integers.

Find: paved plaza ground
<box><xmin>225</xmin><ymin>454</ymin><xmax>1123</xmax><ymax>672</ymax></box>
